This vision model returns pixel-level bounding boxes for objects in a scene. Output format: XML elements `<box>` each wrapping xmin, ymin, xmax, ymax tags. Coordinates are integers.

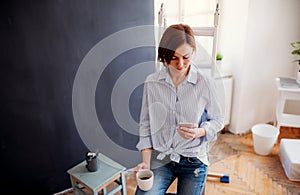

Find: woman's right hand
<box><xmin>134</xmin><ymin>162</ymin><xmax>150</xmax><ymax>172</ymax></box>
<box><xmin>135</xmin><ymin>148</ymin><xmax>152</xmax><ymax>171</ymax></box>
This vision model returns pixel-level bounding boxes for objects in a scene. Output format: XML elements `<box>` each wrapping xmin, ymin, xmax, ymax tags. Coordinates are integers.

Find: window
<box><xmin>155</xmin><ymin>0</ymin><xmax>217</xmax><ymax>27</ymax></box>
<box><xmin>154</xmin><ymin>0</ymin><xmax>220</xmax><ymax>74</ymax></box>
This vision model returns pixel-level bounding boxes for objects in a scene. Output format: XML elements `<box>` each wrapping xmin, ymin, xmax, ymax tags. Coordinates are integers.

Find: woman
<box><xmin>135</xmin><ymin>24</ymin><xmax>224</xmax><ymax>195</ymax></box>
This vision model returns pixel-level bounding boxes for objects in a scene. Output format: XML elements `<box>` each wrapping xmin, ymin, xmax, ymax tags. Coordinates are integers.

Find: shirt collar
<box><xmin>157</xmin><ymin>66</ymin><xmax>173</xmax><ymax>85</ymax></box>
<box><xmin>158</xmin><ymin>64</ymin><xmax>198</xmax><ymax>84</ymax></box>
<box><xmin>158</xmin><ymin>66</ymin><xmax>168</xmax><ymax>80</ymax></box>
<box><xmin>186</xmin><ymin>64</ymin><xmax>198</xmax><ymax>84</ymax></box>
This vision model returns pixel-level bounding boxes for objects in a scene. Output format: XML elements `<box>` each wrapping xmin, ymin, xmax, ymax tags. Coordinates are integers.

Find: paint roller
<box><xmin>207</xmin><ymin>172</ymin><xmax>230</xmax><ymax>183</ymax></box>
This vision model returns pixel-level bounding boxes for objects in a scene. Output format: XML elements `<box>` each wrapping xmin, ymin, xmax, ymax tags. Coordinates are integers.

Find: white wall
<box><xmin>219</xmin><ymin>0</ymin><xmax>300</xmax><ymax>134</ymax></box>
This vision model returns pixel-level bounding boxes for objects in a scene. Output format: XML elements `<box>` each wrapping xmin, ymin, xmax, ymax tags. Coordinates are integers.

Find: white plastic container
<box><xmin>279</xmin><ymin>139</ymin><xmax>300</xmax><ymax>181</ymax></box>
<box><xmin>251</xmin><ymin>124</ymin><xmax>279</xmax><ymax>155</ymax></box>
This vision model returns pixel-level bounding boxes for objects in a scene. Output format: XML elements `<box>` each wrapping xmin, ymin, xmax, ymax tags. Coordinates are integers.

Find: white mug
<box><xmin>136</xmin><ymin>169</ymin><xmax>154</xmax><ymax>191</ymax></box>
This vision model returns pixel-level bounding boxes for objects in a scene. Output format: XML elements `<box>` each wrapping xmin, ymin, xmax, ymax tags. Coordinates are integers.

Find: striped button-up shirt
<box><xmin>136</xmin><ymin>64</ymin><xmax>224</xmax><ymax>165</ymax></box>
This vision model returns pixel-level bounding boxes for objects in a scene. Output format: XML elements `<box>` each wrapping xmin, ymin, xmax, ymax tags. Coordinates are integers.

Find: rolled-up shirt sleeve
<box><xmin>200</xmin><ymin>76</ymin><xmax>225</xmax><ymax>142</ymax></box>
<box><xmin>136</xmin><ymin>82</ymin><xmax>153</xmax><ymax>151</ymax></box>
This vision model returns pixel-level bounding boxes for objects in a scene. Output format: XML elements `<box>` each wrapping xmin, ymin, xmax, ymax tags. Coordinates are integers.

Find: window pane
<box><xmin>162</xmin><ymin>0</ymin><xmax>179</xmax><ymax>26</ymax></box>
<box><xmin>183</xmin><ymin>0</ymin><xmax>216</xmax><ymax>26</ymax></box>
<box><xmin>193</xmin><ymin>36</ymin><xmax>213</xmax><ymax>67</ymax></box>
<box><xmin>184</xmin><ymin>15</ymin><xmax>214</xmax><ymax>27</ymax></box>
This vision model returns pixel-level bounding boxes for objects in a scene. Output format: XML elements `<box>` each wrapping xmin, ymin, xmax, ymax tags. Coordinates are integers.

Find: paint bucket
<box><xmin>251</xmin><ymin>124</ymin><xmax>279</xmax><ymax>155</ymax></box>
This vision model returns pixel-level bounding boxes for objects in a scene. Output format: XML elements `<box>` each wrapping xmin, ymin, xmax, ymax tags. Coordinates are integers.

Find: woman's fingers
<box><xmin>134</xmin><ymin>162</ymin><xmax>150</xmax><ymax>172</ymax></box>
<box><xmin>134</xmin><ymin>163</ymin><xmax>144</xmax><ymax>172</ymax></box>
<box><xmin>176</xmin><ymin>126</ymin><xmax>197</xmax><ymax>139</ymax></box>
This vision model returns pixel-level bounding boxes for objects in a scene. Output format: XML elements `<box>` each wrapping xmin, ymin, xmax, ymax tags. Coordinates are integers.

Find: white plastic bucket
<box><xmin>251</xmin><ymin>124</ymin><xmax>279</xmax><ymax>155</ymax></box>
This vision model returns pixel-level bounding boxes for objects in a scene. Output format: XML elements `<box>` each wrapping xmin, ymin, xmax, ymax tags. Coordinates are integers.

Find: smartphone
<box><xmin>178</xmin><ymin>123</ymin><xmax>198</xmax><ymax>128</ymax></box>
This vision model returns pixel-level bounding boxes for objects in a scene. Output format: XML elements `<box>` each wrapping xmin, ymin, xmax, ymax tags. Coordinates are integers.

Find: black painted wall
<box><xmin>0</xmin><ymin>0</ymin><xmax>155</xmax><ymax>194</ymax></box>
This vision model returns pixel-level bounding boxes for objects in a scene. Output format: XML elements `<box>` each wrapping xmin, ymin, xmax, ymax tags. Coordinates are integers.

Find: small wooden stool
<box><xmin>67</xmin><ymin>153</ymin><xmax>127</xmax><ymax>195</ymax></box>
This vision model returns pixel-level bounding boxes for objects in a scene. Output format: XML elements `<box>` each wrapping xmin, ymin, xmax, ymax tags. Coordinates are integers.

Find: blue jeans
<box><xmin>135</xmin><ymin>155</ymin><xmax>208</xmax><ymax>195</ymax></box>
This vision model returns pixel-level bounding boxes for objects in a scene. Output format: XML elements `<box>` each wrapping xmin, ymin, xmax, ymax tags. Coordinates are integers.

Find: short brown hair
<box><xmin>158</xmin><ymin>24</ymin><xmax>196</xmax><ymax>65</ymax></box>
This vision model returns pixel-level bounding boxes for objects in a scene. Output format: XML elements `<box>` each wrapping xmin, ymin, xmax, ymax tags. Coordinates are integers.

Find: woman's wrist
<box><xmin>141</xmin><ymin>148</ymin><xmax>152</xmax><ymax>169</ymax></box>
<box><xmin>141</xmin><ymin>148</ymin><xmax>153</xmax><ymax>152</ymax></box>
<box><xmin>196</xmin><ymin>128</ymin><xmax>206</xmax><ymax>138</ymax></box>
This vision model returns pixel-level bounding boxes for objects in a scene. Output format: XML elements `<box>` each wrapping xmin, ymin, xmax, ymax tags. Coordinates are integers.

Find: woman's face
<box><xmin>168</xmin><ymin>43</ymin><xmax>193</xmax><ymax>75</ymax></box>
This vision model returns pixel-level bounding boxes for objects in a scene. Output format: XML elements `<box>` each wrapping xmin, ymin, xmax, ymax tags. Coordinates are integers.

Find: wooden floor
<box><xmin>204</xmin><ymin>126</ymin><xmax>300</xmax><ymax>195</ymax></box>
<box><xmin>64</xmin><ymin>126</ymin><xmax>300</xmax><ymax>195</ymax></box>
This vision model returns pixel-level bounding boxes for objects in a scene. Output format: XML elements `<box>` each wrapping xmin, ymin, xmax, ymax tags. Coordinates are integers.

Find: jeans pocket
<box><xmin>187</xmin><ymin>157</ymin><xmax>202</xmax><ymax>164</ymax></box>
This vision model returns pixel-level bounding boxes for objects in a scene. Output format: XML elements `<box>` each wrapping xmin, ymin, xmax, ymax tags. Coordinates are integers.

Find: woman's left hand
<box><xmin>176</xmin><ymin>126</ymin><xmax>206</xmax><ymax>140</ymax></box>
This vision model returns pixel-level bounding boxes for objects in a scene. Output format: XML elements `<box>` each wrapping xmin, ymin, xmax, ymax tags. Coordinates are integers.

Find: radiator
<box><xmin>215</xmin><ymin>76</ymin><xmax>233</xmax><ymax>126</ymax></box>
